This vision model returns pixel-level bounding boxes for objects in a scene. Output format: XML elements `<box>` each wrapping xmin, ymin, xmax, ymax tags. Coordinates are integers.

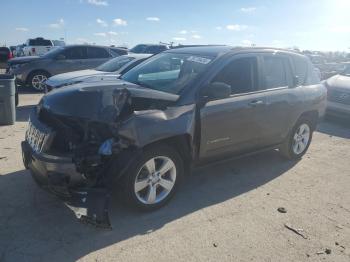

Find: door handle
<box><xmin>248</xmin><ymin>100</ymin><xmax>264</xmax><ymax>107</ymax></box>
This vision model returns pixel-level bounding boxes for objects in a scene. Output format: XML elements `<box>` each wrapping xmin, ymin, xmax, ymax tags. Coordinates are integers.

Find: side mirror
<box><xmin>56</xmin><ymin>54</ymin><xmax>66</xmax><ymax>60</ymax></box>
<box><xmin>204</xmin><ymin>82</ymin><xmax>231</xmax><ymax>100</ymax></box>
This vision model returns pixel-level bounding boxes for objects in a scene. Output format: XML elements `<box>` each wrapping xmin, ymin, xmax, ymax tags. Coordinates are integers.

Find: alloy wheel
<box><xmin>292</xmin><ymin>123</ymin><xmax>311</xmax><ymax>155</ymax></box>
<box><xmin>134</xmin><ymin>156</ymin><xmax>177</xmax><ymax>205</ymax></box>
<box><xmin>31</xmin><ymin>74</ymin><xmax>48</xmax><ymax>91</ymax></box>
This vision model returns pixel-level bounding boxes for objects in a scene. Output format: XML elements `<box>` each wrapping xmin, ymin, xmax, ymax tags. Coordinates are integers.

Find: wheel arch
<box><xmin>297</xmin><ymin>110</ymin><xmax>319</xmax><ymax>130</ymax></box>
<box><xmin>141</xmin><ymin>134</ymin><xmax>194</xmax><ymax>175</ymax></box>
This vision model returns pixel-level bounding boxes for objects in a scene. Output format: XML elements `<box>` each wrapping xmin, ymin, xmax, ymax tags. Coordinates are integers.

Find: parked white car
<box><xmin>23</xmin><ymin>38</ymin><xmax>54</xmax><ymax>56</ymax></box>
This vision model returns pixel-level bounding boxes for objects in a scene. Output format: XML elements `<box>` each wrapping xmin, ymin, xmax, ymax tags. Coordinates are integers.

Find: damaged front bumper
<box><xmin>21</xmin><ymin>141</ymin><xmax>112</xmax><ymax>228</ymax></box>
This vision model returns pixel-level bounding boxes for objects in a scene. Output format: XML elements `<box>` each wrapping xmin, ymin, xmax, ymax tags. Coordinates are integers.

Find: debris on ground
<box><xmin>316</xmin><ymin>249</ymin><xmax>332</xmax><ymax>255</ymax></box>
<box><xmin>0</xmin><ymin>156</ymin><xmax>7</xmax><ymax>160</ymax></box>
<box><xmin>335</xmin><ymin>242</ymin><xmax>339</xmax><ymax>246</ymax></box>
<box><xmin>278</xmin><ymin>207</ymin><xmax>287</xmax><ymax>213</ymax></box>
<box><xmin>213</xmin><ymin>243</ymin><xmax>218</xmax><ymax>247</ymax></box>
<box><xmin>284</xmin><ymin>223</ymin><xmax>308</xmax><ymax>239</ymax></box>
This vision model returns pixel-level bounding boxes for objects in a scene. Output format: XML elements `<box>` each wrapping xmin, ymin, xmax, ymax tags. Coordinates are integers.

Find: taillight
<box><xmin>31</xmin><ymin>47</ymin><xmax>36</xmax><ymax>53</ymax></box>
<box><xmin>8</xmin><ymin>52</ymin><xmax>13</xmax><ymax>59</ymax></box>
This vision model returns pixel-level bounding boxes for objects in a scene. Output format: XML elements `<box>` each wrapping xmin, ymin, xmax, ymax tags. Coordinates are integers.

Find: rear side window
<box><xmin>63</xmin><ymin>47</ymin><xmax>87</xmax><ymax>59</ymax></box>
<box><xmin>306</xmin><ymin>60</ymin><xmax>320</xmax><ymax>85</ymax></box>
<box><xmin>262</xmin><ymin>56</ymin><xmax>290</xmax><ymax>89</ymax></box>
<box><xmin>87</xmin><ymin>47</ymin><xmax>110</xmax><ymax>58</ymax></box>
<box><xmin>212</xmin><ymin>57</ymin><xmax>258</xmax><ymax>95</ymax></box>
<box><xmin>28</xmin><ymin>39</ymin><xmax>53</xmax><ymax>46</ymax></box>
<box><xmin>292</xmin><ymin>56</ymin><xmax>308</xmax><ymax>85</ymax></box>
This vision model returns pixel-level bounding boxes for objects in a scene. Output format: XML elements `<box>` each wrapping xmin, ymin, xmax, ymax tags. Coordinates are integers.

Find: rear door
<box><xmin>85</xmin><ymin>47</ymin><xmax>111</xmax><ymax>69</ymax></box>
<box><xmin>257</xmin><ymin>53</ymin><xmax>302</xmax><ymax>146</ymax></box>
<box><xmin>50</xmin><ymin>46</ymin><xmax>88</xmax><ymax>75</ymax></box>
<box><xmin>199</xmin><ymin>54</ymin><xmax>272</xmax><ymax>159</ymax></box>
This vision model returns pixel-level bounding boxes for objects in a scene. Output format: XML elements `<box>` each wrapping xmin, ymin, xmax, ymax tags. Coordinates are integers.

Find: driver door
<box><xmin>199</xmin><ymin>54</ymin><xmax>269</xmax><ymax>159</ymax></box>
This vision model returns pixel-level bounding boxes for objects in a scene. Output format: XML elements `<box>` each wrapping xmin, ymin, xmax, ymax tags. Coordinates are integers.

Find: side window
<box><xmin>262</xmin><ymin>56</ymin><xmax>290</xmax><ymax>89</ymax></box>
<box><xmin>63</xmin><ymin>47</ymin><xmax>87</xmax><ymax>59</ymax></box>
<box><xmin>87</xmin><ymin>47</ymin><xmax>110</xmax><ymax>58</ymax></box>
<box><xmin>292</xmin><ymin>56</ymin><xmax>308</xmax><ymax>85</ymax></box>
<box><xmin>212</xmin><ymin>57</ymin><xmax>258</xmax><ymax>95</ymax></box>
<box><xmin>306</xmin><ymin>60</ymin><xmax>320</xmax><ymax>85</ymax></box>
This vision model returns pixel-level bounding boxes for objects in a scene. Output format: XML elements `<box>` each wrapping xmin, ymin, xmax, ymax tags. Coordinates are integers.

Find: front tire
<box><xmin>280</xmin><ymin>118</ymin><xmax>313</xmax><ymax>160</ymax></box>
<box><xmin>27</xmin><ymin>71</ymin><xmax>50</xmax><ymax>92</ymax></box>
<box><xmin>122</xmin><ymin>145</ymin><xmax>184</xmax><ymax>211</ymax></box>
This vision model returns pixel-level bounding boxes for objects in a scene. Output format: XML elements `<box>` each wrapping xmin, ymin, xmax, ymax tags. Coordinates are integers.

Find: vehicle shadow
<box><xmin>16</xmin><ymin>105</ymin><xmax>34</xmax><ymax>122</ymax></box>
<box><xmin>317</xmin><ymin>117</ymin><xmax>350</xmax><ymax>139</ymax></box>
<box><xmin>0</xmin><ymin>150</ymin><xmax>297</xmax><ymax>262</ymax></box>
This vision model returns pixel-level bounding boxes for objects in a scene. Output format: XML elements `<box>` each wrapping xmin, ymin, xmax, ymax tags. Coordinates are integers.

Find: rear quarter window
<box><xmin>292</xmin><ymin>55</ymin><xmax>320</xmax><ymax>85</ymax></box>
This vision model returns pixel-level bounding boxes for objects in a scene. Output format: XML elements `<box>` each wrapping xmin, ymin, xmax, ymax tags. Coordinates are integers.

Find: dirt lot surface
<box><xmin>0</xmin><ymin>91</ymin><xmax>349</xmax><ymax>262</ymax></box>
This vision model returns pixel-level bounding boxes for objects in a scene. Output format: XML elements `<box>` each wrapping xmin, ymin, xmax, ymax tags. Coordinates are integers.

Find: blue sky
<box><xmin>1</xmin><ymin>0</ymin><xmax>350</xmax><ymax>51</ymax></box>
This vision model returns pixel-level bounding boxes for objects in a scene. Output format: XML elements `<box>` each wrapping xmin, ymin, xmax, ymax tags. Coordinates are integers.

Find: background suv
<box><xmin>7</xmin><ymin>45</ymin><xmax>127</xmax><ymax>91</ymax></box>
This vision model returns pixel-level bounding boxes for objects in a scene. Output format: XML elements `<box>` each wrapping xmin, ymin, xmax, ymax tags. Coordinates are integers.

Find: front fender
<box><xmin>118</xmin><ymin>104</ymin><xmax>197</xmax><ymax>148</ymax></box>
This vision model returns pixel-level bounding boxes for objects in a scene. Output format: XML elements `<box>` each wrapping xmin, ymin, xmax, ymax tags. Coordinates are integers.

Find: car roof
<box><xmin>167</xmin><ymin>45</ymin><xmax>304</xmax><ymax>58</ymax></box>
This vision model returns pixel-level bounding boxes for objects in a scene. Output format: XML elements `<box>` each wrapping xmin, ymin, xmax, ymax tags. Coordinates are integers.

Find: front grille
<box><xmin>328</xmin><ymin>89</ymin><xmax>350</xmax><ymax>105</ymax></box>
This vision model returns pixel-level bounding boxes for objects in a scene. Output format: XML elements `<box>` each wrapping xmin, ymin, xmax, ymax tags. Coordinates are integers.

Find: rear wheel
<box><xmin>280</xmin><ymin>118</ymin><xmax>313</xmax><ymax>159</ymax></box>
<box><xmin>122</xmin><ymin>145</ymin><xmax>184</xmax><ymax>211</ymax></box>
<box><xmin>28</xmin><ymin>71</ymin><xmax>50</xmax><ymax>92</ymax></box>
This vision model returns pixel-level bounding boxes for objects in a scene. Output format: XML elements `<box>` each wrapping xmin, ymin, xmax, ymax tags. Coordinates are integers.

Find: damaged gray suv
<box><xmin>22</xmin><ymin>46</ymin><xmax>327</xmax><ymax>228</ymax></box>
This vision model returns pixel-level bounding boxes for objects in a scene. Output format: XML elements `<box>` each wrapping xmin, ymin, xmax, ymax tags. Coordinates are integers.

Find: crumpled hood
<box><xmin>40</xmin><ymin>79</ymin><xmax>179</xmax><ymax>121</ymax></box>
<box><xmin>326</xmin><ymin>74</ymin><xmax>350</xmax><ymax>90</ymax></box>
<box><xmin>46</xmin><ymin>69</ymin><xmax>108</xmax><ymax>88</ymax></box>
<box><xmin>8</xmin><ymin>56</ymin><xmax>41</xmax><ymax>65</ymax></box>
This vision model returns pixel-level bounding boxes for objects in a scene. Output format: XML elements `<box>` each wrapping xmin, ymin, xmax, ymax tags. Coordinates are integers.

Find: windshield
<box><xmin>41</xmin><ymin>47</ymin><xmax>64</xmax><ymax>58</ymax></box>
<box><xmin>340</xmin><ymin>65</ymin><xmax>350</xmax><ymax>76</ymax></box>
<box><xmin>121</xmin><ymin>52</ymin><xmax>213</xmax><ymax>94</ymax></box>
<box><xmin>96</xmin><ymin>56</ymin><xmax>135</xmax><ymax>72</ymax></box>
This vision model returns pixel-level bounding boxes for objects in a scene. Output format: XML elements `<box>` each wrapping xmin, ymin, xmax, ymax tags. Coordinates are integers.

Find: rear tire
<box><xmin>280</xmin><ymin>118</ymin><xmax>314</xmax><ymax>160</ymax></box>
<box><xmin>121</xmin><ymin>145</ymin><xmax>184</xmax><ymax>211</ymax></box>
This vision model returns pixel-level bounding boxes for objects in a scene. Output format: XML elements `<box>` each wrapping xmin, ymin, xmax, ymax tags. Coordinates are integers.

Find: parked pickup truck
<box><xmin>23</xmin><ymin>38</ymin><xmax>54</xmax><ymax>56</ymax></box>
<box><xmin>21</xmin><ymin>46</ymin><xmax>327</xmax><ymax>228</ymax></box>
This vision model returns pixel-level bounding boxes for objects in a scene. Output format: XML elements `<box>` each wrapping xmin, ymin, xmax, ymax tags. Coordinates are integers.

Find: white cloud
<box><xmin>192</xmin><ymin>34</ymin><xmax>202</xmax><ymax>39</ymax></box>
<box><xmin>173</xmin><ymin>37</ymin><xmax>186</xmax><ymax>41</ymax></box>
<box><xmin>240</xmin><ymin>7</ymin><xmax>256</xmax><ymax>13</ymax></box>
<box><xmin>215</xmin><ymin>26</ymin><xmax>223</xmax><ymax>30</ymax></box>
<box><xmin>113</xmin><ymin>18</ymin><xmax>127</xmax><ymax>26</ymax></box>
<box><xmin>15</xmin><ymin>27</ymin><xmax>29</xmax><ymax>32</ymax></box>
<box><xmin>96</xmin><ymin>18</ymin><xmax>108</xmax><ymax>27</ymax></box>
<box><xmin>179</xmin><ymin>30</ymin><xmax>188</xmax><ymax>34</ymax></box>
<box><xmin>241</xmin><ymin>39</ymin><xmax>252</xmax><ymax>46</ymax></box>
<box><xmin>108</xmin><ymin>31</ymin><xmax>118</xmax><ymax>36</ymax></box>
<box><xmin>94</xmin><ymin>32</ymin><xmax>107</xmax><ymax>37</ymax></box>
<box><xmin>146</xmin><ymin>17</ymin><xmax>160</xmax><ymax>22</ymax></box>
<box><xmin>87</xmin><ymin>0</ymin><xmax>108</xmax><ymax>6</ymax></box>
<box><xmin>48</xmin><ymin>18</ymin><xmax>65</xmax><ymax>29</ymax></box>
<box><xmin>226</xmin><ymin>24</ymin><xmax>247</xmax><ymax>31</ymax></box>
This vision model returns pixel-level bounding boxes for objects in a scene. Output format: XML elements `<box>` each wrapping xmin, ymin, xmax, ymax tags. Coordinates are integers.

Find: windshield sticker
<box><xmin>187</xmin><ymin>56</ymin><xmax>212</xmax><ymax>65</ymax></box>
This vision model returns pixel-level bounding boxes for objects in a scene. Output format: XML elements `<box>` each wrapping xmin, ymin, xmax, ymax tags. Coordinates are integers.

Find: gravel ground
<box><xmin>0</xmin><ymin>91</ymin><xmax>349</xmax><ymax>262</ymax></box>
